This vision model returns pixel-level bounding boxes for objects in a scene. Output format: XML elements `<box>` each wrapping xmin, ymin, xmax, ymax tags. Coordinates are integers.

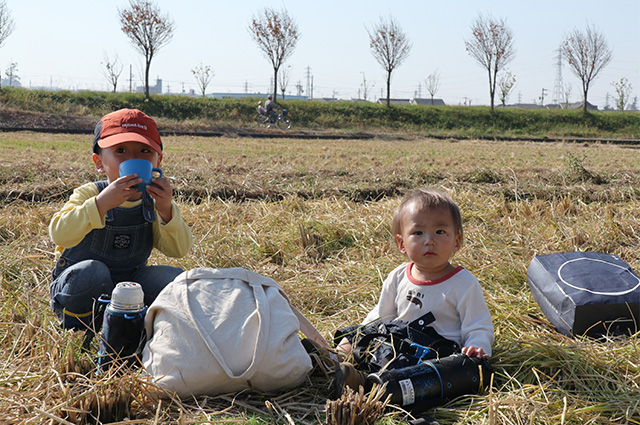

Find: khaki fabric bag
<box><xmin>141</xmin><ymin>267</ymin><xmax>316</xmax><ymax>399</ymax></box>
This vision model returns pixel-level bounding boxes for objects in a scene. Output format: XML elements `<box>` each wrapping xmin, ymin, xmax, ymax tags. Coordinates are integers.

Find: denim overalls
<box><xmin>50</xmin><ymin>181</ymin><xmax>183</xmax><ymax>329</ymax></box>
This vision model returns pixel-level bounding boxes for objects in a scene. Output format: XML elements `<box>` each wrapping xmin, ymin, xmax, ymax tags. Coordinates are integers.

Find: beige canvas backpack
<box><xmin>142</xmin><ymin>267</ymin><xmax>325</xmax><ymax>399</ymax></box>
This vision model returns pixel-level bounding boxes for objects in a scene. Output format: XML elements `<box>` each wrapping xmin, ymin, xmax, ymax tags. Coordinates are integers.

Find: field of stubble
<box><xmin>1</xmin><ymin>131</ymin><xmax>638</xmax><ymax>424</ymax></box>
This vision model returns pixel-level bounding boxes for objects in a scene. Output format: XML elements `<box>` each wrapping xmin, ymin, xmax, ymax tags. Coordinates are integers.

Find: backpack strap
<box><xmin>291</xmin><ymin>305</ymin><xmax>330</xmax><ymax>348</ymax></box>
<box><xmin>141</xmin><ymin>190</ymin><xmax>156</xmax><ymax>222</ymax></box>
<box><xmin>93</xmin><ymin>181</ymin><xmax>114</xmax><ymax>222</ymax></box>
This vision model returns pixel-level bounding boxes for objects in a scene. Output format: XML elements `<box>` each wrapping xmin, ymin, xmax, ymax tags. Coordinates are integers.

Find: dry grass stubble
<box><xmin>1</xmin><ymin>133</ymin><xmax>639</xmax><ymax>424</ymax></box>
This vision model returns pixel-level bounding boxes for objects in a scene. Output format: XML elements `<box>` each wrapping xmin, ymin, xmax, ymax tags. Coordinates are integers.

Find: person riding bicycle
<box><xmin>265</xmin><ymin>95</ymin><xmax>279</xmax><ymax>123</ymax></box>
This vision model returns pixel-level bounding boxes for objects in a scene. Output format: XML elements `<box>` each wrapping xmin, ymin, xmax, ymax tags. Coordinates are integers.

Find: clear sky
<box><xmin>2</xmin><ymin>0</ymin><xmax>638</xmax><ymax>108</ymax></box>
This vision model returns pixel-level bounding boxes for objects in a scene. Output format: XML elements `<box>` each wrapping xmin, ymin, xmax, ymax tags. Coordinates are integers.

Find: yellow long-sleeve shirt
<box><xmin>49</xmin><ymin>182</ymin><xmax>193</xmax><ymax>259</ymax></box>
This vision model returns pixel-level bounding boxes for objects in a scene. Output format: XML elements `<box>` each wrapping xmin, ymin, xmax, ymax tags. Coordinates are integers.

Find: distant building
<box><xmin>411</xmin><ymin>98</ymin><xmax>445</xmax><ymax>106</ymax></box>
<box><xmin>505</xmin><ymin>101</ymin><xmax>599</xmax><ymax>111</ymax></box>
<box><xmin>376</xmin><ymin>98</ymin><xmax>446</xmax><ymax>106</ymax></box>
<box><xmin>206</xmin><ymin>92</ymin><xmax>307</xmax><ymax>100</ymax></box>
<box><xmin>505</xmin><ymin>103</ymin><xmax>543</xmax><ymax>109</ymax></box>
<box><xmin>0</xmin><ymin>77</ymin><xmax>21</xmax><ymax>88</ymax></box>
<box><xmin>377</xmin><ymin>98</ymin><xmax>412</xmax><ymax>106</ymax></box>
<box><xmin>411</xmin><ymin>98</ymin><xmax>446</xmax><ymax>106</ymax></box>
<box><xmin>137</xmin><ymin>78</ymin><xmax>162</xmax><ymax>95</ymax></box>
<box><xmin>566</xmin><ymin>101</ymin><xmax>598</xmax><ymax>111</ymax></box>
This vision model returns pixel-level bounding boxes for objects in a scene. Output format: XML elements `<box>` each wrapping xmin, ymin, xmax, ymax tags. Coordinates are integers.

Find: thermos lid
<box><xmin>110</xmin><ymin>281</ymin><xmax>145</xmax><ymax>311</ymax></box>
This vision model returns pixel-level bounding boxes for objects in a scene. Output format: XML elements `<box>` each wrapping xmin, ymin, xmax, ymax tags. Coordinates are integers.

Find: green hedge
<box><xmin>1</xmin><ymin>87</ymin><xmax>638</xmax><ymax>138</ymax></box>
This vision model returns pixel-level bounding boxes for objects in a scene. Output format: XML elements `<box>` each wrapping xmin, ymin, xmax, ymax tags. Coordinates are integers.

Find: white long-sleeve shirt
<box><xmin>363</xmin><ymin>262</ymin><xmax>495</xmax><ymax>356</ymax></box>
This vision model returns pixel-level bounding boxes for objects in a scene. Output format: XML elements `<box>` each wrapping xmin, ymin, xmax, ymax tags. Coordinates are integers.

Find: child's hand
<box><xmin>461</xmin><ymin>345</ymin><xmax>489</xmax><ymax>359</ymax></box>
<box><xmin>96</xmin><ymin>174</ymin><xmax>143</xmax><ymax>216</ymax></box>
<box><xmin>146</xmin><ymin>176</ymin><xmax>173</xmax><ymax>223</ymax></box>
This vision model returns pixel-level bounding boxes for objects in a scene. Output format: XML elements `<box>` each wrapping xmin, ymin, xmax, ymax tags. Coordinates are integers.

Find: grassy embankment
<box><xmin>1</xmin><ymin>87</ymin><xmax>639</xmax><ymax>140</ymax></box>
<box><xmin>1</xmin><ymin>128</ymin><xmax>639</xmax><ymax>424</ymax></box>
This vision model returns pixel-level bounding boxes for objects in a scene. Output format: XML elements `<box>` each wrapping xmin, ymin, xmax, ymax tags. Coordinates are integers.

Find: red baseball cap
<box><xmin>93</xmin><ymin>109</ymin><xmax>162</xmax><ymax>154</ymax></box>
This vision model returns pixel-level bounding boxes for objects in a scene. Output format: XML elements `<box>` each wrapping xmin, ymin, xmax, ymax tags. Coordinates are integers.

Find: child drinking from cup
<box><xmin>49</xmin><ymin>108</ymin><xmax>193</xmax><ymax>330</ymax></box>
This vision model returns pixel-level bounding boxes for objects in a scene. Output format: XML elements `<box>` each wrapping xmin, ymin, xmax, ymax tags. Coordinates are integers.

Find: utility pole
<box><xmin>129</xmin><ymin>65</ymin><xmax>133</xmax><ymax>92</ymax></box>
<box><xmin>539</xmin><ymin>88</ymin><xmax>548</xmax><ymax>106</ymax></box>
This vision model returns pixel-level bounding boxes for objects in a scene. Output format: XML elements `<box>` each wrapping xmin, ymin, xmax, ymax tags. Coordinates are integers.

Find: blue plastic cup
<box><xmin>118</xmin><ymin>159</ymin><xmax>163</xmax><ymax>192</ymax></box>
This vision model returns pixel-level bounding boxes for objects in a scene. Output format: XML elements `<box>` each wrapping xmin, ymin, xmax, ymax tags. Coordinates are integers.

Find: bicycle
<box><xmin>256</xmin><ymin>109</ymin><xmax>292</xmax><ymax>130</ymax></box>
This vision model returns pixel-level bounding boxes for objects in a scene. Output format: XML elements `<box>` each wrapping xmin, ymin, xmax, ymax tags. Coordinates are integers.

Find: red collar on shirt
<box><xmin>406</xmin><ymin>262</ymin><xmax>464</xmax><ymax>286</ymax></box>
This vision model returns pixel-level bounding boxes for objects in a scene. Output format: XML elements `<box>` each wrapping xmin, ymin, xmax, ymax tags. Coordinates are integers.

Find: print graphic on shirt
<box><xmin>406</xmin><ymin>290</ymin><xmax>424</xmax><ymax>309</ymax></box>
<box><xmin>113</xmin><ymin>234</ymin><xmax>132</xmax><ymax>249</ymax></box>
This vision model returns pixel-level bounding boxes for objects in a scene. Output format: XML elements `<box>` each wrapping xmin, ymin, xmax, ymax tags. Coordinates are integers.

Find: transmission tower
<box><xmin>305</xmin><ymin>66</ymin><xmax>313</xmax><ymax>100</ymax></box>
<box><xmin>552</xmin><ymin>48</ymin><xmax>564</xmax><ymax>105</ymax></box>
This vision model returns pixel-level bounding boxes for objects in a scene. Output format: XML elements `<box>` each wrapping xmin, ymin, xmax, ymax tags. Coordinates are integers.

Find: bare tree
<box><xmin>561</xmin><ymin>24</ymin><xmax>612</xmax><ymax>113</ymax></box>
<box><xmin>248</xmin><ymin>8</ymin><xmax>300</xmax><ymax>101</ymax></box>
<box><xmin>425</xmin><ymin>71</ymin><xmax>440</xmax><ymax>105</ymax></box>
<box><xmin>360</xmin><ymin>72</ymin><xmax>374</xmax><ymax>101</ymax></box>
<box><xmin>191</xmin><ymin>63</ymin><xmax>213</xmax><ymax>97</ymax></box>
<box><xmin>368</xmin><ymin>16</ymin><xmax>412</xmax><ymax>107</ymax></box>
<box><xmin>611</xmin><ymin>77</ymin><xmax>632</xmax><ymax>111</ymax></box>
<box><xmin>0</xmin><ymin>0</ymin><xmax>14</xmax><ymax>48</ymax></box>
<box><xmin>278</xmin><ymin>65</ymin><xmax>291</xmax><ymax>99</ymax></box>
<box><xmin>0</xmin><ymin>0</ymin><xmax>15</xmax><ymax>90</ymax></box>
<box><xmin>119</xmin><ymin>0</ymin><xmax>175</xmax><ymax>100</ymax></box>
<box><xmin>497</xmin><ymin>70</ymin><xmax>516</xmax><ymax>107</ymax></box>
<box><xmin>4</xmin><ymin>61</ymin><xmax>18</xmax><ymax>87</ymax></box>
<box><xmin>465</xmin><ymin>13</ymin><xmax>515</xmax><ymax>110</ymax></box>
<box><xmin>101</xmin><ymin>53</ymin><xmax>123</xmax><ymax>93</ymax></box>
<box><xmin>563</xmin><ymin>83</ymin><xmax>573</xmax><ymax>108</ymax></box>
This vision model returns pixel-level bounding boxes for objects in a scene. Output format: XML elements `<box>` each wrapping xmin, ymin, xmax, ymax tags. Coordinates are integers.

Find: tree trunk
<box><xmin>386</xmin><ymin>71</ymin><xmax>391</xmax><ymax>107</ymax></box>
<box><xmin>273</xmin><ymin>67</ymin><xmax>279</xmax><ymax>101</ymax></box>
<box><xmin>144</xmin><ymin>57</ymin><xmax>151</xmax><ymax>100</ymax></box>
<box><xmin>489</xmin><ymin>67</ymin><xmax>496</xmax><ymax>111</ymax></box>
<box><xmin>582</xmin><ymin>79</ymin><xmax>590</xmax><ymax>113</ymax></box>
<box><xmin>583</xmin><ymin>89</ymin><xmax>588</xmax><ymax>113</ymax></box>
